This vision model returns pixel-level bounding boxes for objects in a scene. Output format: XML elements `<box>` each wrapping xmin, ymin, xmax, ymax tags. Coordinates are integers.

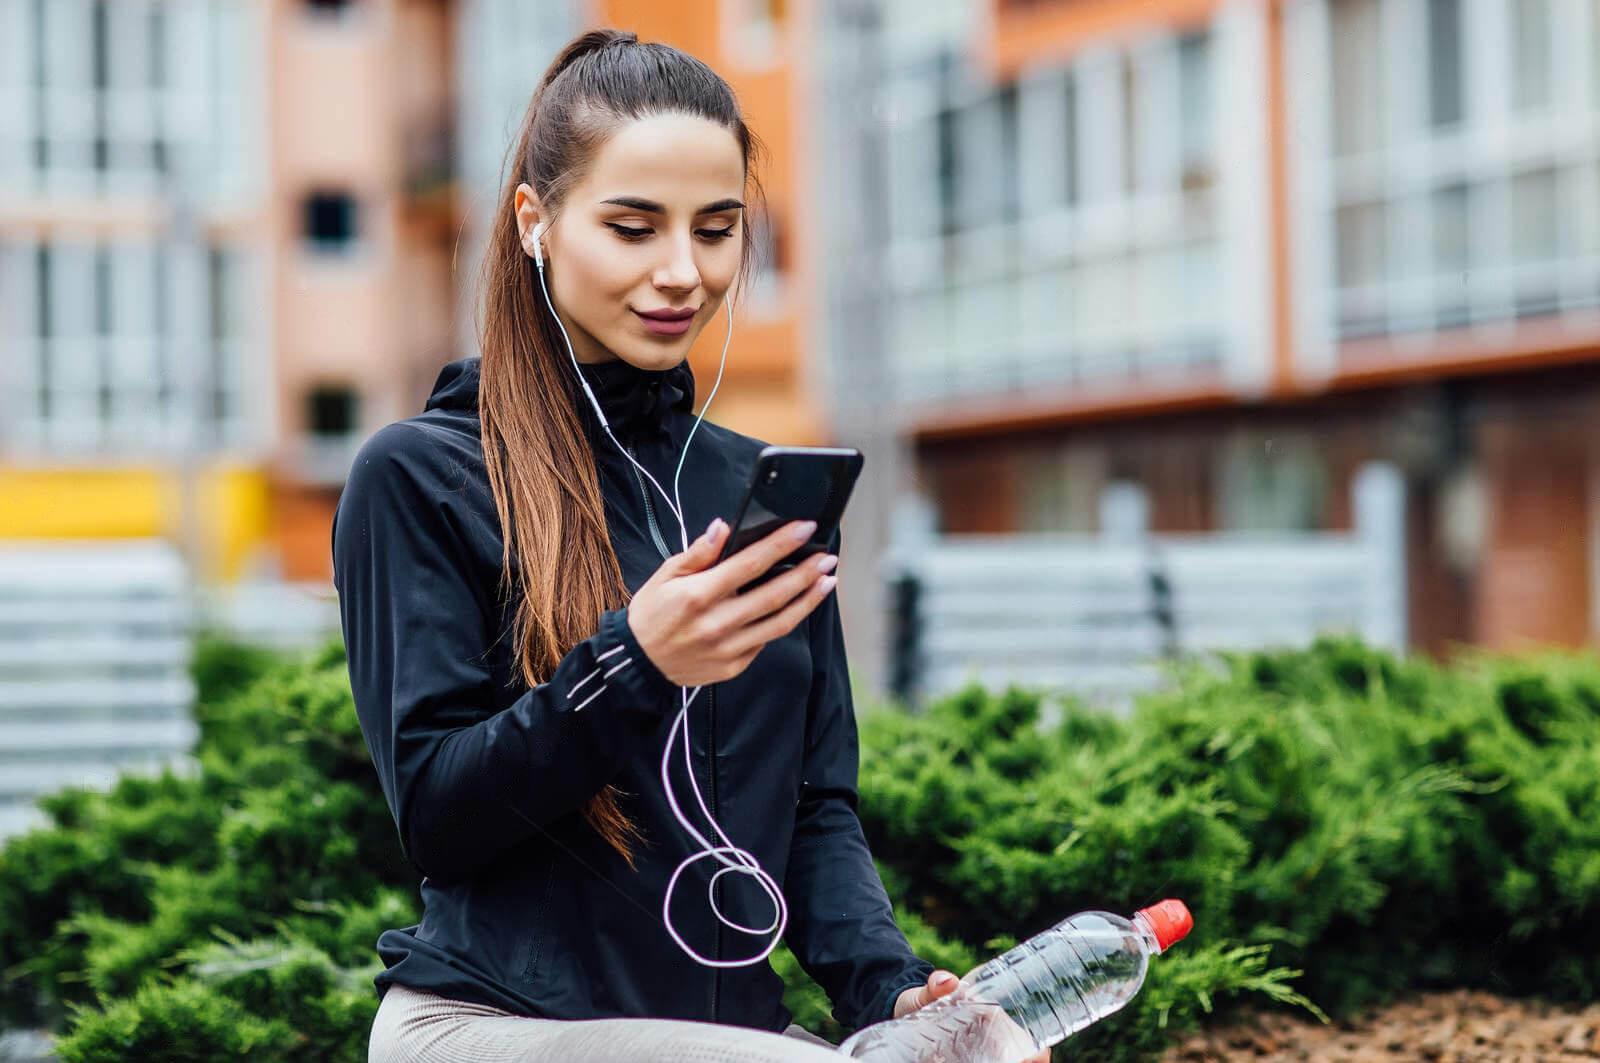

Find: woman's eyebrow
<box><xmin>599</xmin><ymin>196</ymin><xmax>745</xmax><ymax>215</ymax></box>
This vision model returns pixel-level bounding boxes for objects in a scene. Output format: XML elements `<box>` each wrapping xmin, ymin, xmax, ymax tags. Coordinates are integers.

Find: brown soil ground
<box><xmin>1163</xmin><ymin>990</ymin><xmax>1600</xmax><ymax>1062</ymax></box>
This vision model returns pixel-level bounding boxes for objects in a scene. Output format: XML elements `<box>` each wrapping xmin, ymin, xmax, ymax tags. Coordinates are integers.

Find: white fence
<box><xmin>886</xmin><ymin>463</ymin><xmax>1406</xmax><ymax>708</ymax></box>
<box><xmin>0</xmin><ymin>541</ymin><xmax>340</xmax><ymax>840</ymax></box>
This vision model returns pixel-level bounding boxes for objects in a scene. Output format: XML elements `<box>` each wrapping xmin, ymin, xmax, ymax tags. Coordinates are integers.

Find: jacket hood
<box><xmin>424</xmin><ymin>358</ymin><xmax>482</xmax><ymax>413</ymax></box>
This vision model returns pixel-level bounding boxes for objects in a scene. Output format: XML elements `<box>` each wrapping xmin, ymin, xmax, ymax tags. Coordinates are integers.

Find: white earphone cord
<box><xmin>532</xmin><ymin>222</ymin><xmax>787</xmax><ymax>969</ymax></box>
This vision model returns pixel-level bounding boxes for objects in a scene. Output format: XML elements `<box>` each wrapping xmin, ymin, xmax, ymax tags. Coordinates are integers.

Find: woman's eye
<box><xmin>605</xmin><ymin>223</ymin><xmax>738</xmax><ymax>242</ymax></box>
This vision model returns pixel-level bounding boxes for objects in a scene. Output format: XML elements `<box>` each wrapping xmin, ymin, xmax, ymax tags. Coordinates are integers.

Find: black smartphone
<box><xmin>714</xmin><ymin>445</ymin><xmax>864</xmax><ymax>594</ymax></box>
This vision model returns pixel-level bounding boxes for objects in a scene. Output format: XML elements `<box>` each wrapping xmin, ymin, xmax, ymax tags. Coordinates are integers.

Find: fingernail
<box><xmin>819</xmin><ymin>575</ymin><xmax>837</xmax><ymax>594</ymax></box>
<box><xmin>705</xmin><ymin>518</ymin><xmax>725</xmax><ymax>540</ymax></box>
<box><xmin>793</xmin><ymin>520</ymin><xmax>817</xmax><ymax>542</ymax></box>
<box><xmin>816</xmin><ymin>554</ymin><xmax>838</xmax><ymax>574</ymax></box>
<box><xmin>934</xmin><ymin>973</ymin><xmax>955</xmax><ymax>987</ymax></box>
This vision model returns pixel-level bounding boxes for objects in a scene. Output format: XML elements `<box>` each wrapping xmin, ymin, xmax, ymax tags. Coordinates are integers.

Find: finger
<box><xmin>896</xmin><ymin>969</ymin><xmax>960</xmax><ymax>1017</ymax></box>
<box><xmin>893</xmin><ymin>985</ymin><xmax>921</xmax><ymax>1019</ymax></box>
<box><xmin>712</xmin><ymin>549</ymin><xmax>833</xmax><ymax>629</ymax></box>
<box><xmin>704</xmin><ymin>519</ymin><xmax>816</xmax><ymax>597</ymax></box>
<box><xmin>724</xmin><ymin>571</ymin><xmax>836</xmax><ymax>656</ymax></box>
<box><xmin>661</xmin><ymin>518</ymin><xmax>728</xmax><ymax>580</ymax></box>
<box><xmin>925</xmin><ymin>970</ymin><xmax>959</xmax><ymax>1002</ymax></box>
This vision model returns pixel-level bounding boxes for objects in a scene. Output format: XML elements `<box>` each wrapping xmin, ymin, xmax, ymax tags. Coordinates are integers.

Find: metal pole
<box><xmin>821</xmin><ymin>0</ymin><xmax>907</xmax><ymax>698</ymax></box>
<box><xmin>166</xmin><ymin>132</ymin><xmax>212</xmax><ymax>611</ymax></box>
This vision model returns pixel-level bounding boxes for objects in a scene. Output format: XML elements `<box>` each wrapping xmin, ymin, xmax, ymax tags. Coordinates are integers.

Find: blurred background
<box><xmin>1</xmin><ymin>0</ymin><xmax>1597</xmax><ymax>837</ymax></box>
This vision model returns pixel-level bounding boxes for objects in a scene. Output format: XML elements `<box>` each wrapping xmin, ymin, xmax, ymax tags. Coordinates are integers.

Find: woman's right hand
<box><xmin>626</xmin><ymin>518</ymin><xmax>839</xmax><ymax>688</ymax></box>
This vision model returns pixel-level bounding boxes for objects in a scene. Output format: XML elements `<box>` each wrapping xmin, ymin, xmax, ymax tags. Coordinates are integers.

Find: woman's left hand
<box><xmin>893</xmin><ymin>970</ymin><xmax>1051</xmax><ymax>1062</ymax></box>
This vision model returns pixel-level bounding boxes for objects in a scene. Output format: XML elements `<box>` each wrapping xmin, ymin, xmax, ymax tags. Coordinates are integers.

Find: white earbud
<box><xmin>528</xmin><ymin>220</ymin><xmax>548</xmax><ymax>265</ymax></box>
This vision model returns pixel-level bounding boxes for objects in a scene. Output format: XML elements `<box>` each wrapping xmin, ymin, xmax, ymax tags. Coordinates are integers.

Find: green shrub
<box><xmin>190</xmin><ymin>633</ymin><xmax>289</xmax><ymax>712</ymax></box>
<box><xmin>3</xmin><ymin>633</ymin><xmax>1598</xmax><ymax>1062</ymax></box>
<box><xmin>0</xmin><ymin>640</ymin><xmax>412</xmax><ymax>1040</ymax></box>
<box><xmin>55</xmin><ymin>979</ymin><xmax>298</xmax><ymax>1062</ymax></box>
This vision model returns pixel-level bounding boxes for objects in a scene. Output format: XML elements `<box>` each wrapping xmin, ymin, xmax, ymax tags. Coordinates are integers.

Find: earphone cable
<box><xmin>527</xmin><ymin>225</ymin><xmax>788</xmax><ymax>968</ymax></box>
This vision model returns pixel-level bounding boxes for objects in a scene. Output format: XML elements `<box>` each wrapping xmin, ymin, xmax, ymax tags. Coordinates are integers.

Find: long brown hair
<box><xmin>475</xmin><ymin>28</ymin><xmax>768</xmax><ymax>866</ymax></box>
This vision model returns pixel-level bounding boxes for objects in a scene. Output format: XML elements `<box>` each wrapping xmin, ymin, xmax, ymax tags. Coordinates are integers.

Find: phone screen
<box><xmin>717</xmin><ymin>447</ymin><xmax>862</xmax><ymax>591</ymax></box>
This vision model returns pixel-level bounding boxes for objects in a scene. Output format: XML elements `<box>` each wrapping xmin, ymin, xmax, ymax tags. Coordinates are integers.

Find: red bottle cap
<box><xmin>1136</xmin><ymin>899</ymin><xmax>1193</xmax><ymax>952</ymax></box>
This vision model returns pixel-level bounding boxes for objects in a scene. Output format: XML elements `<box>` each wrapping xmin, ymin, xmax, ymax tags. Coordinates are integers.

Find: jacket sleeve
<box><xmin>781</xmin><ymin>529</ymin><xmax>934</xmax><ymax>1031</ymax></box>
<box><xmin>331</xmin><ymin>424</ymin><xmax>682</xmax><ymax>884</ymax></box>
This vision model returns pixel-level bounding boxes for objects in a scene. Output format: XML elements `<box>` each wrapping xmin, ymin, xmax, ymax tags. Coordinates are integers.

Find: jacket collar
<box><xmin>574</xmin><ymin>357</ymin><xmax>696</xmax><ymax>444</ymax></box>
<box><xmin>422</xmin><ymin>356</ymin><xmax>697</xmax><ymax>444</ymax></box>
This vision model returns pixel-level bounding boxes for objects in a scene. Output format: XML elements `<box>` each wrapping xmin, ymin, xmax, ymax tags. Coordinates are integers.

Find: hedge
<box><xmin>1</xmin><ymin>634</ymin><xmax>1596</xmax><ymax>1061</ymax></box>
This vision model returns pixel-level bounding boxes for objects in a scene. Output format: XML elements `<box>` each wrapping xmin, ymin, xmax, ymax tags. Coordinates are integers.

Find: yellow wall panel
<box><xmin>0</xmin><ymin>465</ymin><xmax>273</xmax><ymax>583</ymax></box>
<box><xmin>0</xmin><ymin>468</ymin><xmax>169</xmax><ymax>539</ymax></box>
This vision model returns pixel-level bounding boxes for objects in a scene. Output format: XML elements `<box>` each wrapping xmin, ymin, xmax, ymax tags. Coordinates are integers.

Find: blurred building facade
<box><xmin>1</xmin><ymin>0</ymin><xmax>270</xmax><ymax>581</ymax></box>
<box><xmin>820</xmin><ymin>0</ymin><xmax>1600</xmax><ymax>657</ymax></box>
<box><xmin>2</xmin><ymin>0</ymin><xmax>821</xmax><ymax>585</ymax></box>
<box><xmin>6</xmin><ymin>0</ymin><xmax>1593</xmax><ymax>673</ymax></box>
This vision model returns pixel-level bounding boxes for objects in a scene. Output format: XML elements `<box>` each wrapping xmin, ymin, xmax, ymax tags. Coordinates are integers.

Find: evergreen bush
<box><xmin>0</xmin><ymin>635</ymin><xmax>1595</xmax><ymax>1061</ymax></box>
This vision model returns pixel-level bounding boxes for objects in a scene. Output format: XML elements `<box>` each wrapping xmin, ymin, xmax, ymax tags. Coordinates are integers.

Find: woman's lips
<box><xmin>634</xmin><ymin>310</ymin><xmax>694</xmax><ymax>336</ymax></box>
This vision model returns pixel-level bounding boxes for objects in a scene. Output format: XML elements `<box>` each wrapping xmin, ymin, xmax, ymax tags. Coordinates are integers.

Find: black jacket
<box><xmin>331</xmin><ymin>355</ymin><xmax>931</xmax><ymax>1034</ymax></box>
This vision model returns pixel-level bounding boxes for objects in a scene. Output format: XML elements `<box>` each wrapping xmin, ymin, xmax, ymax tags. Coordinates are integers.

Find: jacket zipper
<box><xmin>625</xmin><ymin>445</ymin><xmax>674</xmax><ymax>561</ymax></box>
<box><xmin>625</xmin><ymin>443</ymin><xmax>721</xmax><ymax>1018</ymax></box>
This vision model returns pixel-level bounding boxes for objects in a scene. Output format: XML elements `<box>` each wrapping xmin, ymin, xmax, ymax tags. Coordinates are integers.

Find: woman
<box><xmin>334</xmin><ymin>27</ymin><xmax>1039</xmax><ymax>1063</ymax></box>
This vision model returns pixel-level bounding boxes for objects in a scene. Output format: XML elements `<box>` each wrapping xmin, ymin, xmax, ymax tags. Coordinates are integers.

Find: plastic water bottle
<box><xmin>838</xmin><ymin>900</ymin><xmax>1193</xmax><ymax>1063</ymax></box>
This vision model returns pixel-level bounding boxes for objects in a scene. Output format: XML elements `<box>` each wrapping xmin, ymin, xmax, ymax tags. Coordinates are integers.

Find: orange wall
<box><xmin>275</xmin><ymin>484</ymin><xmax>341</xmax><ymax>583</ymax></box>
<box><xmin>986</xmin><ymin>0</ymin><xmax>1226</xmax><ymax>80</ymax></box>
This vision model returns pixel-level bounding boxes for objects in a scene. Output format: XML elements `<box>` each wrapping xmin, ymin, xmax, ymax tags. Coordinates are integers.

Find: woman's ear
<box><xmin>514</xmin><ymin>183</ymin><xmax>545</xmax><ymax>260</ymax></box>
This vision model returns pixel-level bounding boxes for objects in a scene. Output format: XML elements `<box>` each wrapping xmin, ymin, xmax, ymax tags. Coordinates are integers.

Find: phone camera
<box><xmin>765</xmin><ymin>466</ymin><xmax>779</xmax><ymax>483</ymax></box>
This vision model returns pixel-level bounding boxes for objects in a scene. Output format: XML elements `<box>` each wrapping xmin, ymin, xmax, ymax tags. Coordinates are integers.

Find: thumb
<box><xmin>900</xmin><ymin>970</ymin><xmax>958</xmax><ymax>1015</ymax></box>
<box><xmin>925</xmin><ymin>970</ymin><xmax>959</xmax><ymax>1002</ymax></box>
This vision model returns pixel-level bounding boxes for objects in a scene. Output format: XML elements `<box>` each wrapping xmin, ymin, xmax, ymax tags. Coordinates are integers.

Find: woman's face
<box><xmin>516</xmin><ymin>113</ymin><xmax>746</xmax><ymax>370</ymax></box>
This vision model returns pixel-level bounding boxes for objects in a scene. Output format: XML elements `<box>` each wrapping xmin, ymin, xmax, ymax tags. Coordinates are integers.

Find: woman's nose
<box><xmin>653</xmin><ymin>235</ymin><xmax>701</xmax><ymax>291</ymax></box>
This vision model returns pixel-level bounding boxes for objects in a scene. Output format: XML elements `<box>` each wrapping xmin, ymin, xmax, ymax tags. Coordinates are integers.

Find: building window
<box><xmin>1177</xmin><ymin>33</ymin><xmax>1214</xmax><ymax>194</ymax></box>
<box><xmin>1511</xmin><ymin>168</ymin><xmax>1561</xmax><ymax>317</ymax></box>
<box><xmin>1510</xmin><ymin>0</ymin><xmax>1553</xmax><ymax>112</ymax></box>
<box><xmin>303</xmin><ymin>385</ymin><xmax>362</xmax><ymax>483</ymax></box>
<box><xmin>1427</xmin><ymin>0</ymin><xmax>1464</xmax><ymax>127</ymax></box>
<box><xmin>1018</xmin><ymin>445</ymin><xmax>1102</xmax><ymax>533</ymax></box>
<box><xmin>1312</xmin><ymin>0</ymin><xmax>1600</xmax><ymax>347</ymax></box>
<box><xmin>723</xmin><ymin>0</ymin><xmax>785</xmax><ymax>67</ymax></box>
<box><xmin>1219</xmin><ymin>434</ymin><xmax>1329</xmax><ymax>532</ymax></box>
<box><xmin>950</xmin><ymin>85</ymin><xmax>1019</xmax><ymax>227</ymax></box>
<box><xmin>6</xmin><ymin>0</ymin><xmax>251</xmax><ymax>199</ymax></box>
<box><xmin>935</xmin><ymin>106</ymin><xmax>958</xmax><ymax>236</ymax></box>
<box><xmin>1335</xmin><ymin>201</ymin><xmax>1385</xmax><ymax>288</ymax></box>
<box><xmin>1431</xmin><ymin>183</ymin><xmax>1471</xmax><ymax>329</ymax></box>
<box><xmin>996</xmin><ymin>84</ymin><xmax>1020</xmax><ymax>222</ymax></box>
<box><xmin>883</xmin><ymin>23</ymin><xmax>1227</xmax><ymax>406</ymax></box>
<box><xmin>305</xmin><ymin>0</ymin><xmax>358</xmax><ymax>17</ymax></box>
<box><xmin>1</xmin><ymin>238</ymin><xmax>256</xmax><ymax>456</ymax></box>
<box><xmin>34</xmin><ymin>246</ymin><xmax>53</xmax><ymax>423</ymax></box>
<box><xmin>1120</xmin><ymin>54</ymin><xmax>1139</xmax><ymax>194</ymax></box>
<box><xmin>307</xmin><ymin>386</ymin><xmax>360</xmax><ymax>438</ymax></box>
<box><xmin>1062</xmin><ymin>73</ymin><xmax>1079</xmax><ymax>205</ymax></box>
<box><xmin>1330</xmin><ymin>0</ymin><xmax>1384</xmax><ymax>157</ymax></box>
<box><xmin>303</xmin><ymin>191</ymin><xmax>360</xmax><ymax>254</ymax></box>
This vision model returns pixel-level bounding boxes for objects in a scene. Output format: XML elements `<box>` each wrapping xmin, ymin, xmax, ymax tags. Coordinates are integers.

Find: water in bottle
<box><xmin>838</xmin><ymin>899</ymin><xmax>1193</xmax><ymax>1063</ymax></box>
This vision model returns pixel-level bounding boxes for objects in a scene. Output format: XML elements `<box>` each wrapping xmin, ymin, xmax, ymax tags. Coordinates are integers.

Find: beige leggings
<box><xmin>369</xmin><ymin>982</ymin><xmax>845</xmax><ymax>1063</ymax></box>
